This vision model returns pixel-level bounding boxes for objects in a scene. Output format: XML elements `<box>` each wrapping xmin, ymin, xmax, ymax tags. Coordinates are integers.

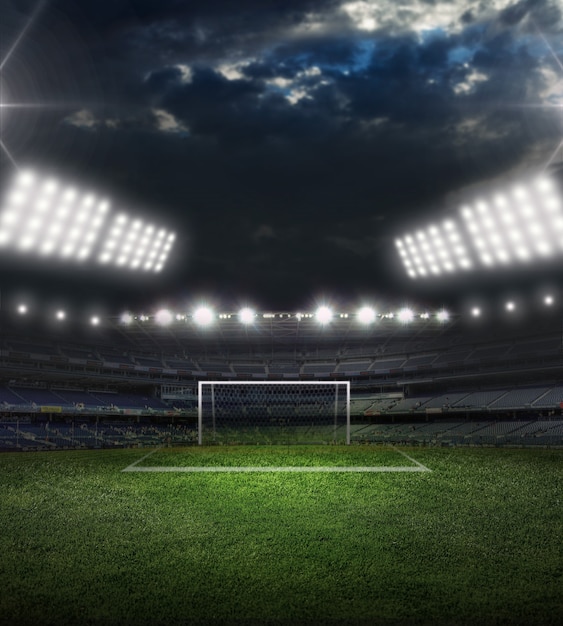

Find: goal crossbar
<box><xmin>198</xmin><ymin>380</ymin><xmax>351</xmax><ymax>446</ymax></box>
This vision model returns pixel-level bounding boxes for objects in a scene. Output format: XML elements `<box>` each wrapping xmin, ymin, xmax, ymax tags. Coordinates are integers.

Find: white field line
<box><xmin>122</xmin><ymin>447</ymin><xmax>161</xmax><ymax>472</ymax></box>
<box><xmin>121</xmin><ymin>445</ymin><xmax>432</xmax><ymax>473</ymax></box>
<box><xmin>390</xmin><ymin>445</ymin><xmax>433</xmax><ymax>472</ymax></box>
<box><xmin>122</xmin><ymin>465</ymin><xmax>429</xmax><ymax>473</ymax></box>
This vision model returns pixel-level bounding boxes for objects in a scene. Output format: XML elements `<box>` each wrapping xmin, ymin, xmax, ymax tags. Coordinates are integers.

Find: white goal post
<box><xmin>198</xmin><ymin>380</ymin><xmax>351</xmax><ymax>445</ymax></box>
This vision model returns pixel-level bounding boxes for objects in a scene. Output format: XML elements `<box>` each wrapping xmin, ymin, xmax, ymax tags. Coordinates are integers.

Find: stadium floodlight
<box><xmin>120</xmin><ymin>312</ymin><xmax>134</xmax><ymax>325</ymax></box>
<box><xmin>315</xmin><ymin>305</ymin><xmax>333</xmax><ymax>325</ymax></box>
<box><xmin>436</xmin><ymin>309</ymin><xmax>450</xmax><ymax>323</ymax></box>
<box><xmin>98</xmin><ymin>217</ymin><xmax>175</xmax><ymax>273</ymax></box>
<box><xmin>460</xmin><ymin>174</ymin><xmax>563</xmax><ymax>268</ymax></box>
<box><xmin>193</xmin><ymin>306</ymin><xmax>214</xmax><ymax>327</ymax></box>
<box><xmin>155</xmin><ymin>309</ymin><xmax>174</xmax><ymax>326</ymax></box>
<box><xmin>0</xmin><ymin>169</ymin><xmax>176</xmax><ymax>274</ymax></box>
<box><xmin>357</xmin><ymin>306</ymin><xmax>376</xmax><ymax>325</ymax></box>
<box><xmin>238</xmin><ymin>307</ymin><xmax>256</xmax><ymax>325</ymax></box>
<box><xmin>0</xmin><ymin>170</ymin><xmax>110</xmax><ymax>262</ymax></box>
<box><xmin>396</xmin><ymin>173</ymin><xmax>563</xmax><ymax>279</ymax></box>
<box><xmin>397</xmin><ymin>307</ymin><xmax>414</xmax><ymax>323</ymax></box>
<box><xmin>395</xmin><ymin>219</ymin><xmax>473</xmax><ymax>279</ymax></box>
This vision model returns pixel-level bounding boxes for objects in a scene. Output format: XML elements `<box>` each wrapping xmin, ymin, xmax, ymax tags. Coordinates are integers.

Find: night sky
<box><xmin>0</xmin><ymin>0</ymin><xmax>562</xmax><ymax>316</ymax></box>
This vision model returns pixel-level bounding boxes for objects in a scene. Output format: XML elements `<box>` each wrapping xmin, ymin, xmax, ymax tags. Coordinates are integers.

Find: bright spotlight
<box><xmin>544</xmin><ymin>295</ymin><xmax>554</xmax><ymax>306</ymax></box>
<box><xmin>357</xmin><ymin>306</ymin><xmax>376</xmax><ymax>324</ymax></box>
<box><xmin>120</xmin><ymin>312</ymin><xmax>133</xmax><ymax>325</ymax></box>
<box><xmin>396</xmin><ymin>219</ymin><xmax>472</xmax><ymax>278</ymax></box>
<box><xmin>90</xmin><ymin>316</ymin><xmax>100</xmax><ymax>326</ymax></box>
<box><xmin>17</xmin><ymin>303</ymin><xmax>28</xmax><ymax>315</ymax></box>
<box><xmin>0</xmin><ymin>169</ymin><xmax>175</xmax><ymax>274</ymax></box>
<box><xmin>436</xmin><ymin>309</ymin><xmax>450</xmax><ymax>323</ymax></box>
<box><xmin>155</xmin><ymin>309</ymin><xmax>174</xmax><ymax>326</ymax></box>
<box><xmin>471</xmin><ymin>306</ymin><xmax>481</xmax><ymax>317</ymax></box>
<box><xmin>397</xmin><ymin>307</ymin><xmax>414</xmax><ymax>323</ymax></box>
<box><xmin>315</xmin><ymin>306</ymin><xmax>333</xmax><ymax>325</ymax></box>
<box><xmin>0</xmin><ymin>170</ymin><xmax>109</xmax><ymax>263</ymax></box>
<box><xmin>238</xmin><ymin>307</ymin><xmax>256</xmax><ymax>325</ymax></box>
<box><xmin>56</xmin><ymin>310</ymin><xmax>66</xmax><ymax>321</ymax></box>
<box><xmin>193</xmin><ymin>306</ymin><xmax>214</xmax><ymax>326</ymax></box>
<box><xmin>98</xmin><ymin>215</ymin><xmax>175</xmax><ymax>273</ymax></box>
<box><xmin>398</xmin><ymin>173</ymin><xmax>563</xmax><ymax>279</ymax></box>
<box><xmin>505</xmin><ymin>301</ymin><xmax>516</xmax><ymax>312</ymax></box>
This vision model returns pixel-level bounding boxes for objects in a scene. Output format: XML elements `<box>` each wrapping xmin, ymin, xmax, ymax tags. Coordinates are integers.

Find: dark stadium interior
<box><xmin>1</xmin><ymin>3</ymin><xmax>563</xmax><ymax>625</ymax></box>
<box><xmin>2</xmin><ymin>295</ymin><xmax>563</xmax><ymax>450</ymax></box>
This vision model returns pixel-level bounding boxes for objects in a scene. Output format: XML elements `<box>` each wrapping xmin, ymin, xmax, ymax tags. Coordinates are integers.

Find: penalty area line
<box><xmin>390</xmin><ymin>445</ymin><xmax>433</xmax><ymax>472</ymax></box>
<box><xmin>121</xmin><ymin>447</ymin><xmax>161</xmax><ymax>472</ymax></box>
<box><xmin>121</xmin><ymin>445</ymin><xmax>433</xmax><ymax>473</ymax></box>
<box><xmin>122</xmin><ymin>465</ymin><xmax>431</xmax><ymax>473</ymax></box>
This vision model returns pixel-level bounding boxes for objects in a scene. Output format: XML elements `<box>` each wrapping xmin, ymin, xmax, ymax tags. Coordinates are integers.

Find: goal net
<box><xmin>198</xmin><ymin>381</ymin><xmax>350</xmax><ymax>445</ymax></box>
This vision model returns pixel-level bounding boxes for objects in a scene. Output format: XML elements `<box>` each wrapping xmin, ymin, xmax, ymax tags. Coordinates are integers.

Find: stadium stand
<box><xmin>1</xmin><ymin>306</ymin><xmax>563</xmax><ymax>450</ymax></box>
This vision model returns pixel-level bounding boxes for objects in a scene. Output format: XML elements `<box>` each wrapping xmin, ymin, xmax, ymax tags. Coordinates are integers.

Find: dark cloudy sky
<box><xmin>0</xmin><ymin>0</ymin><xmax>562</xmax><ymax>314</ymax></box>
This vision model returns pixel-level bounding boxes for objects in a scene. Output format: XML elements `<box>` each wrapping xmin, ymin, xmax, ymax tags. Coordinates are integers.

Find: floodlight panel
<box><xmin>437</xmin><ymin>309</ymin><xmax>449</xmax><ymax>322</ymax></box>
<box><xmin>357</xmin><ymin>306</ymin><xmax>376</xmax><ymax>324</ymax></box>
<box><xmin>0</xmin><ymin>169</ymin><xmax>176</xmax><ymax>273</ymax></box>
<box><xmin>193</xmin><ymin>306</ymin><xmax>214</xmax><ymax>326</ymax></box>
<box><xmin>461</xmin><ymin>174</ymin><xmax>563</xmax><ymax>268</ymax></box>
<box><xmin>0</xmin><ymin>170</ymin><xmax>109</xmax><ymax>262</ymax></box>
<box><xmin>396</xmin><ymin>219</ymin><xmax>473</xmax><ymax>277</ymax></box>
<box><xmin>315</xmin><ymin>305</ymin><xmax>333</xmax><ymax>324</ymax></box>
<box><xmin>397</xmin><ymin>307</ymin><xmax>414</xmax><ymax>323</ymax></box>
<box><xmin>239</xmin><ymin>307</ymin><xmax>256</xmax><ymax>324</ymax></box>
<box><xmin>97</xmin><ymin>215</ymin><xmax>175</xmax><ymax>272</ymax></box>
<box><xmin>155</xmin><ymin>309</ymin><xmax>174</xmax><ymax>326</ymax></box>
<box><xmin>120</xmin><ymin>312</ymin><xmax>134</xmax><ymax>325</ymax></box>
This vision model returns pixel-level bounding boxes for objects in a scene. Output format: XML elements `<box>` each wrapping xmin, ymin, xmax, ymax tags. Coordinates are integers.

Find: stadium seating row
<box><xmin>2</xmin><ymin>328</ymin><xmax>561</xmax><ymax>379</ymax></box>
<box><xmin>1</xmin><ymin>419</ymin><xmax>561</xmax><ymax>451</ymax></box>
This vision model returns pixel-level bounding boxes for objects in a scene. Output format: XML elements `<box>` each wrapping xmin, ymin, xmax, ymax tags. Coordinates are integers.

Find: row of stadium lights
<box><xmin>13</xmin><ymin>303</ymin><xmax>448</xmax><ymax>326</ymax></box>
<box><xmin>396</xmin><ymin>174</ymin><xmax>563</xmax><ymax>278</ymax></box>
<box><xmin>11</xmin><ymin>296</ymin><xmax>559</xmax><ymax>327</ymax></box>
<box><xmin>139</xmin><ymin>306</ymin><xmax>450</xmax><ymax>327</ymax></box>
<box><xmin>0</xmin><ymin>170</ymin><xmax>176</xmax><ymax>272</ymax></box>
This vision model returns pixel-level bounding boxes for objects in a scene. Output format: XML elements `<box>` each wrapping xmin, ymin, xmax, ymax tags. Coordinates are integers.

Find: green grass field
<box><xmin>0</xmin><ymin>445</ymin><xmax>561</xmax><ymax>625</ymax></box>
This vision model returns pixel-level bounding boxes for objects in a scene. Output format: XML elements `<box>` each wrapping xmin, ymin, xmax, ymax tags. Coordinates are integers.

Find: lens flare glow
<box><xmin>193</xmin><ymin>306</ymin><xmax>214</xmax><ymax>326</ymax></box>
<box><xmin>315</xmin><ymin>306</ymin><xmax>333</xmax><ymax>325</ymax></box>
<box><xmin>0</xmin><ymin>170</ymin><xmax>176</xmax><ymax>274</ymax></box>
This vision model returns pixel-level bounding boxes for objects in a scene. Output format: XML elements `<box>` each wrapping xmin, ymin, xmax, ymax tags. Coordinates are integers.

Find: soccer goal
<box><xmin>198</xmin><ymin>380</ymin><xmax>350</xmax><ymax>445</ymax></box>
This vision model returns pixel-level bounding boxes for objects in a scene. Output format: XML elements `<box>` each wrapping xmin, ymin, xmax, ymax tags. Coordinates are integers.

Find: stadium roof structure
<box><xmin>101</xmin><ymin>309</ymin><xmax>458</xmax><ymax>356</ymax></box>
<box><xmin>0</xmin><ymin>305</ymin><xmax>457</xmax><ymax>357</ymax></box>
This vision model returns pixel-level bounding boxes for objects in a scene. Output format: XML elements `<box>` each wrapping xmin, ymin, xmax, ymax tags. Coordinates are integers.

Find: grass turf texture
<box><xmin>130</xmin><ymin>444</ymin><xmax>418</xmax><ymax>468</ymax></box>
<box><xmin>0</xmin><ymin>446</ymin><xmax>561</xmax><ymax>626</ymax></box>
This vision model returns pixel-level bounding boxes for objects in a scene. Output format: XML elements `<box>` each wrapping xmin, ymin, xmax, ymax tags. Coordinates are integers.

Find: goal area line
<box><xmin>121</xmin><ymin>447</ymin><xmax>432</xmax><ymax>474</ymax></box>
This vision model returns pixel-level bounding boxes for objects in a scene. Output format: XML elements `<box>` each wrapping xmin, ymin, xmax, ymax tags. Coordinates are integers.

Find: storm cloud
<box><xmin>0</xmin><ymin>0</ymin><xmax>561</xmax><ymax>310</ymax></box>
